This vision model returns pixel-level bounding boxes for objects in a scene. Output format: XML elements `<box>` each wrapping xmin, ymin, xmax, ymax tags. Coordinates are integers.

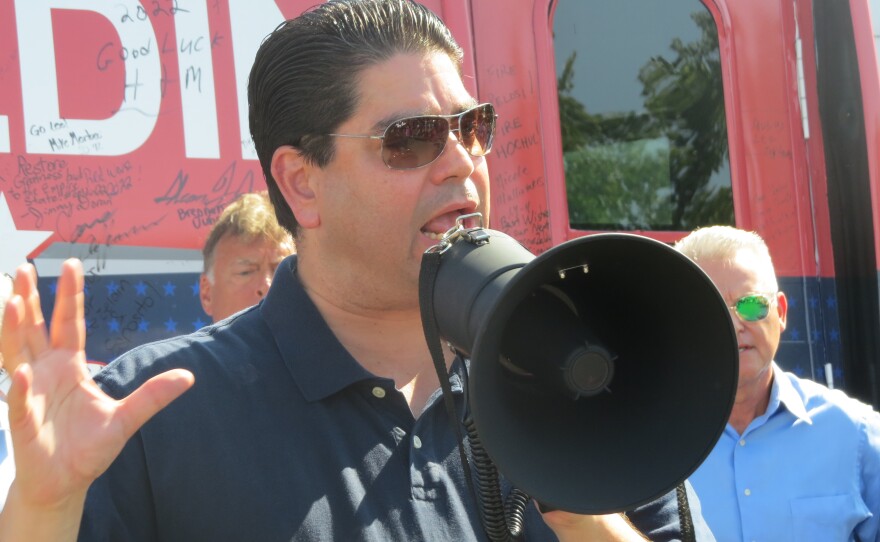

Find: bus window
<box><xmin>553</xmin><ymin>0</ymin><xmax>734</xmax><ymax>231</ymax></box>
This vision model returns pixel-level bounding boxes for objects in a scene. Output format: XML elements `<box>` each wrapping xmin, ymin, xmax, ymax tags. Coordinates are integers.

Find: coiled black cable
<box><xmin>505</xmin><ymin>488</ymin><xmax>530</xmax><ymax>537</ymax></box>
<box><xmin>464</xmin><ymin>416</ymin><xmax>530</xmax><ymax>541</ymax></box>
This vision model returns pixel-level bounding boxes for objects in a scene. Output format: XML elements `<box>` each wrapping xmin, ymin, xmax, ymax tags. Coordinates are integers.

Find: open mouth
<box><xmin>422</xmin><ymin>229</ymin><xmax>447</xmax><ymax>240</ymax></box>
<box><xmin>420</xmin><ymin>208</ymin><xmax>477</xmax><ymax>241</ymax></box>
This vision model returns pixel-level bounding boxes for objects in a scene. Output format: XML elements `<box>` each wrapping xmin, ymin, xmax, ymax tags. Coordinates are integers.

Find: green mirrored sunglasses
<box><xmin>729</xmin><ymin>293</ymin><xmax>776</xmax><ymax>322</ymax></box>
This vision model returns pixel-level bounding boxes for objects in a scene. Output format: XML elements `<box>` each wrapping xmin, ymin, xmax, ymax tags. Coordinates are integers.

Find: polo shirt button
<box><xmin>744</xmin><ymin>489</ymin><xmax>751</xmax><ymax>496</ymax></box>
<box><xmin>372</xmin><ymin>386</ymin><xmax>386</xmax><ymax>399</ymax></box>
<box><xmin>739</xmin><ymin>439</ymin><xmax>746</xmax><ymax>446</ymax></box>
<box><xmin>413</xmin><ymin>436</ymin><xmax>423</xmax><ymax>449</ymax></box>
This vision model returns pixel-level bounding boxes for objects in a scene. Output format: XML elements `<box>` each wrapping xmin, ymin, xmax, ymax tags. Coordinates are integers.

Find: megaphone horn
<box><xmin>425</xmin><ymin>224</ymin><xmax>737</xmax><ymax>514</ymax></box>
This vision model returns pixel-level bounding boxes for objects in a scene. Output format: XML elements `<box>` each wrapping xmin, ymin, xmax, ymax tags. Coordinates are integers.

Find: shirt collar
<box><xmin>259</xmin><ymin>255</ymin><xmax>373</xmax><ymax>402</ymax></box>
<box><xmin>766</xmin><ymin>362</ymin><xmax>812</xmax><ymax>424</ymax></box>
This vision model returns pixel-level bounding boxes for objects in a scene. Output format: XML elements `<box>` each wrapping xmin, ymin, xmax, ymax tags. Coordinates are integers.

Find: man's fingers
<box><xmin>49</xmin><ymin>260</ymin><xmax>85</xmax><ymax>352</ymax></box>
<box><xmin>13</xmin><ymin>264</ymin><xmax>49</xmax><ymax>360</ymax></box>
<box><xmin>1</xmin><ymin>295</ymin><xmax>29</xmax><ymax>375</ymax></box>
<box><xmin>5</xmin><ymin>364</ymin><xmax>39</xmax><ymax>445</ymax></box>
<box><xmin>116</xmin><ymin>370</ymin><xmax>195</xmax><ymax>439</ymax></box>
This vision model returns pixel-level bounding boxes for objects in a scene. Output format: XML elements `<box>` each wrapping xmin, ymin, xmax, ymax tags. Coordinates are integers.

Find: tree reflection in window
<box><xmin>555</xmin><ymin>2</ymin><xmax>734</xmax><ymax>231</ymax></box>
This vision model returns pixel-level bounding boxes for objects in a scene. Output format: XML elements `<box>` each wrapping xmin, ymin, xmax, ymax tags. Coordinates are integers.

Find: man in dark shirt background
<box><xmin>0</xmin><ymin>1</ymin><xmax>714</xmax><ymax>540</ymax></box>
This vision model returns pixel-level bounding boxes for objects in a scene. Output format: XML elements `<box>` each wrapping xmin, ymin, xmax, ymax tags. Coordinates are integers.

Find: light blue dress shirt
<box><xmin>690</xmin><ymin>363</ymin><xmax>880</xmax><ymax>542</ymax></box>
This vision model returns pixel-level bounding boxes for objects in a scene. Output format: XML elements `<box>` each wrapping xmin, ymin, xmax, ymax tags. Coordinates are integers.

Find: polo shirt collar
<box><xmin>260</xmin><ymin>255</ymin><xmax>374</xmax><ymax>402</ymax></box>
<box><xmin>766</xmin><ymin>361</ymin><xmax>812</xmax><ymax>424</ymax></box>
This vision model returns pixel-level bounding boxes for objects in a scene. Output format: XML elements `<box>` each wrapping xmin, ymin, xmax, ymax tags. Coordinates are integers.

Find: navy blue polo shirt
<box><xmin>80</xmin><ymin>255</ymin><xmax>707</xmax><ymax>541</ymax></box>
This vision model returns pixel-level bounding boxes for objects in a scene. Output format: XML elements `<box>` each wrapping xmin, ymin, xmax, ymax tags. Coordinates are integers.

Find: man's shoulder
<box><xmin>95</xmin><ymin>309</ymin><xmax>273</xmax><ymax>397</ymax></box>
<box><xmin>781</xmin><ymin>370</ymin><xmax>879</xmax><ymax>427</ymax></box>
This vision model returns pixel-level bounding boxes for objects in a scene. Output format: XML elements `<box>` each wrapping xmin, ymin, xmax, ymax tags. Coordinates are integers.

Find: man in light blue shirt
<box><xmin>676</xmin><ymin>226</ymin><xmax>880</xmax><ymax>542</ymax></box>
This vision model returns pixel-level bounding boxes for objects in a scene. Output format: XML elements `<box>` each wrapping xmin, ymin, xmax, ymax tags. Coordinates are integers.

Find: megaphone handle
<box><xmin>537</xmin><ymin>482</ymin><xmax>695</xmax><ymax>542</ymax></box>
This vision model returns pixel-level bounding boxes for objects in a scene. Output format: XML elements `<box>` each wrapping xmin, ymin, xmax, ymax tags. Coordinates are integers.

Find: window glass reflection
<box><xmin>554</xmin><ymin>0</ymin><xmax>734</xmax><ymax>231</ymax></box>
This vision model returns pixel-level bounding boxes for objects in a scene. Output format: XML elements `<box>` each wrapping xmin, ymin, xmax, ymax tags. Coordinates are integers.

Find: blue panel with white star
<box><xmin>38</xmin><ymin>273</ymin><xmax>210</xmax><ymax>363</ymax></box>
<box><xmin>775</xmin><ymin>276</ymin><xmax>843</xmax><ymax>388</ymax></box>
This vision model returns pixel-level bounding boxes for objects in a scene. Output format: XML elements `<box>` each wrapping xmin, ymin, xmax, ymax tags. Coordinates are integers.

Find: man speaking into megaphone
<box><xmin>0</xmin><ymin>2</ymin><xmax>729</xmax><ymax>541</ymax></box>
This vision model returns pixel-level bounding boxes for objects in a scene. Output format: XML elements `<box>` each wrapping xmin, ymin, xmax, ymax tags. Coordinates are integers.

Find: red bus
<box><xmin>1</xmin><ymin>0</ymin><xmax>879</xmax><ymax>407</ymax></box>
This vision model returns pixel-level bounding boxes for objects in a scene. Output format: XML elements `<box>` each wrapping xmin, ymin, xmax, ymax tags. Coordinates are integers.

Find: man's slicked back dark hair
<box><xmin>248</xmin><ymin>0</ymin><xmax>464</xmax><ymax>237</ymax></box>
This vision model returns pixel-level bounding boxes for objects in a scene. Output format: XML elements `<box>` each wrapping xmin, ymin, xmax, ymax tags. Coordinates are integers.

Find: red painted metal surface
<box><xmin>471</xmin><ymin>0</ymin><xmax>554</xmax><ymax>254</ymax></box>
<box><xmin>793</xmin><ymin>0</ymin><xmax>837</xmax><ymax>279</ymax></box>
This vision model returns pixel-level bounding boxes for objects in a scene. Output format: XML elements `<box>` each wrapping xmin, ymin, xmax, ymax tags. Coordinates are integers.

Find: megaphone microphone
<box><xmin>420</xmin><ymin>214</ymin><xmax>738</xmax><ymax>516</ymax></box>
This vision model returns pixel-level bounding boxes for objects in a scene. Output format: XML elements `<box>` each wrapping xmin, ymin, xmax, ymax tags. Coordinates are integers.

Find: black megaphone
<box><xmin>422</xmin><ymin>222</ymin><xmax>737</xmax><ymax>514</ymax></box>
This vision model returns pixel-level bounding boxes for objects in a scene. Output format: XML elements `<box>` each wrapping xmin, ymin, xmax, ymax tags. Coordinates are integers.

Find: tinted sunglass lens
<box><xmin>460</xmin><ymin>104</ymin><xmax>495</xmax><ymax>156</ymax></box>
<box><xmin>380</xmin><ymin>105</ymin><xmax>495</xmax><ymax>169</ymax></box>
<box><xmin>382</xmin><ymin>117</ymin><xmax>448</xmax><ymax>169</ymax></box>
<box><xmin>736</xmin><ymin>295</ymin><xmax>770</xmax><ymax>321</ymax></box>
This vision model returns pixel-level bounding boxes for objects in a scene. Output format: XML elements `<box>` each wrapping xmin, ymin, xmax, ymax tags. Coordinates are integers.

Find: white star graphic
<box><xmin>0</xmin><ymin>192</ymin><xmax>54</xmax><ymax>276</ymax></box>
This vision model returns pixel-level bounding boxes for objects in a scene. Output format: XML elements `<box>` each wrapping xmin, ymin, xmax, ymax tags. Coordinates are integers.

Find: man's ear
<box><xmin>776</xmin><ymin>291</ymin><xmax>788</xmax><ymax>330</ymax></box>
<box><xmin>272</xmin><ymin>146</ymin><xmax>320</xmax><ymax>229</ymax></box>
<box><xmin>199</xmin><ymin>273</ymin><xmax>213</xmax><ymax>317</ymax></box>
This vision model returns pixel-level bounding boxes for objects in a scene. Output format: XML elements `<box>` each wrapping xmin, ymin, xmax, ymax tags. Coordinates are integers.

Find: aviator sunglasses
<box><xmin>729</xmin><ymin>292</ymin><xmax>777</xmax><ymax>322</ymax></box>
<box><xmin>327</xmin><ymin>103</ymin><xmax>497</xmax><ymax>170</ymax></box>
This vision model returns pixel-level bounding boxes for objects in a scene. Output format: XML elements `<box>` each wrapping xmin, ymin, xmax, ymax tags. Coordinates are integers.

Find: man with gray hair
<box><xmin>676</xmin><ymin>225</ymin><xmax>880</xmax><ymax>542</ymax></box>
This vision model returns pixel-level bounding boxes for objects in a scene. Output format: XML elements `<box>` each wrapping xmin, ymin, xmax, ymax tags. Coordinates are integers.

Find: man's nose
<box><xmin>256</xmin><ymin>270</ymin><xmax>273</xmax><ymax>298</ymax></box>
<box><xmin>430</xmin><ymin>129</ymin><xmax>476</xmax><ymax>185</ymax></box>
<box><xmin>727</xmin><ymin>306</ymin><xmax>745</xmax><ymax>331</ymax></box>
